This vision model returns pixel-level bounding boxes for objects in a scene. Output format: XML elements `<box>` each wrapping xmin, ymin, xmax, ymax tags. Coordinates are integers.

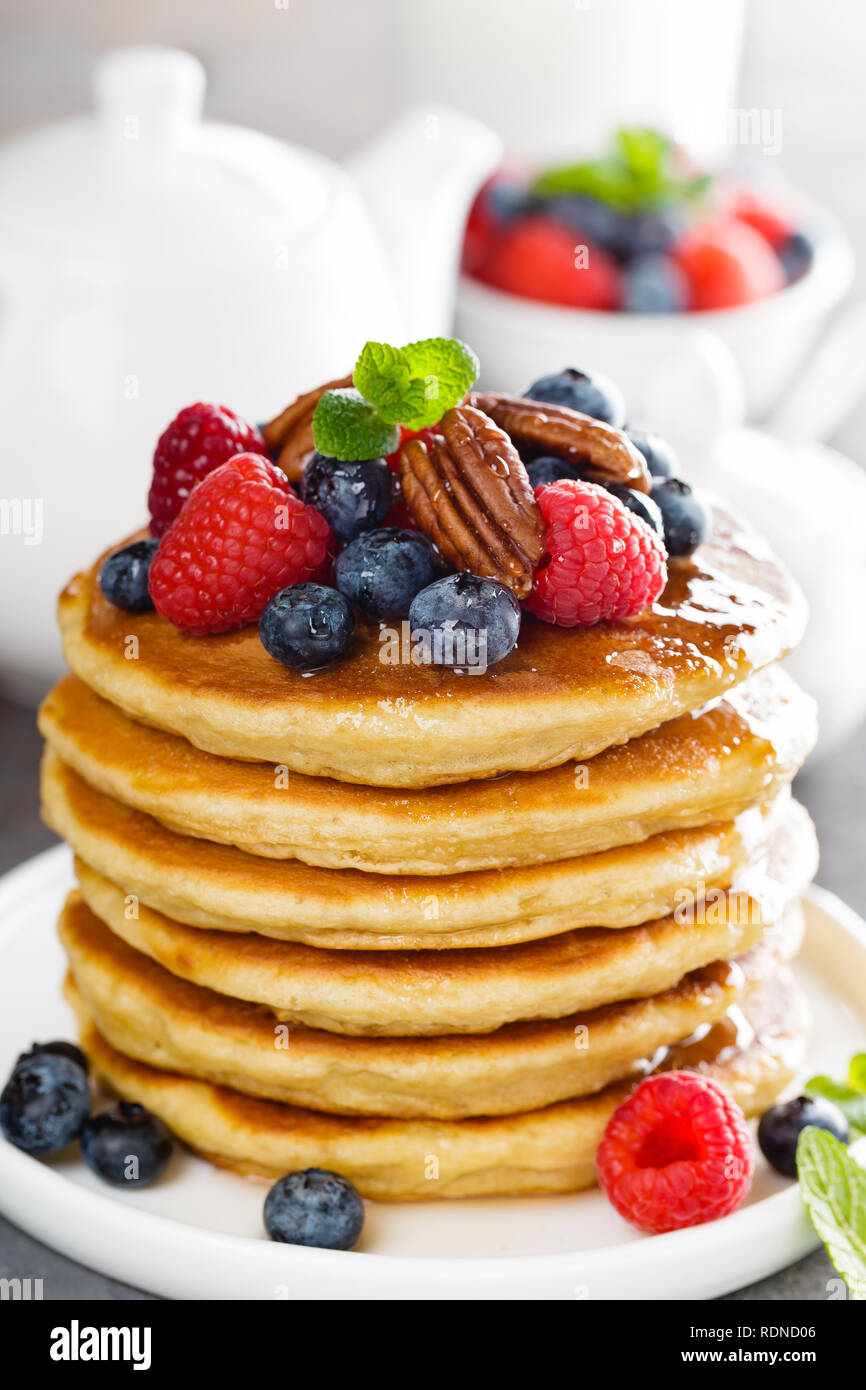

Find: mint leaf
<box><xmin>354</xmin><ymin>337</ymin><xmax>479</xmax><ymax>431</ymax></box>
<box><xmin>353</xmin><ymin>342</ymin><xmax>429</xmax><ymax>427</ymax></box>
<box><xmin>849</xmin><ymin>1054</ymin><xmax>866</xmax><ymax>1091</ymax></box>
<box><xmin>311</xmin><ymin>388</ymin><xmax>399</xmax><ymax>462</ymax></box>
<box><xmin>797</xmin><ymin>1128</ymin><xmax>866</xmax><ymax>1299</ymax></box>
<box><xmin>532</xmin><ymin>126</ymin><xmax>711</xmax><ymax>213</ymax></box>
<box><xmin>806</xmin><ymin>1075</ymin><xmax>866</xmax><ymax>1137</ymax></box>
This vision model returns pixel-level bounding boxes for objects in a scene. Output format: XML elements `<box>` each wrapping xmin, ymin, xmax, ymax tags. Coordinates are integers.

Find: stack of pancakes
<box><xmin>40</xmin><ymin>502</ymin><xmax>819</xmax><ymax>1200</ymax></box>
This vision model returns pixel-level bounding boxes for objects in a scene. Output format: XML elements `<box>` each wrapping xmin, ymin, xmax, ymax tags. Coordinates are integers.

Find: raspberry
<box><xmin>726</xmin><ymin>186</ymin><xmax>796</xmax><ymax>251</ymax></box>
<box><xmin>674</xmin><ymin>219</ymin><xmax>785</xmax><ymax>310</ymax></box>
<box><xmin>149</xmin><ymin>454</ymin><xmax>333</xmax><ymax>635</ymax></box>
<box><xmin>596</xmin><ymin>1071</ymin><xmax>753</xmax><ymax>1234</ymax></box>
<box><xmin>476</xmin><ymin>216</ymin><xmax>621</xmax><ymax>310</ymax></box>
<box><xmin>386</xmin><ymin>425</ymin><xmax>437</xmax><ymax>473</ymax></box>
<box><xmin>148</xmin><ymin>403</ymin><xmax>268</xmax><ymax>537</ymax></box>
<box><xmin>527</xmin><ymin>479</ymin><xmax>667</xmax><ymax>627</ymax></box>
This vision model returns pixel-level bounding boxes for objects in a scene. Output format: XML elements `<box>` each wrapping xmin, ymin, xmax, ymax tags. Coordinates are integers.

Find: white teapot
<box><xmin>0</xmin><ymin>46</ymin><xmax>501</xmax><ymax>699</ymax></box>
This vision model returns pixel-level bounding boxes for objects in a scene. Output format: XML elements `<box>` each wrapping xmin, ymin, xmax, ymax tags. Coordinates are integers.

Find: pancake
<box><xmin>58</xmin><ymin>504</ymin><xmax>807</xmax><ymax>787</ymax></box>
<box><xmin>66</xmin><ymin>972</ymin><xmax>809</xmax><ymax>1198</ymax></box>
<box><xmin>59</xmin><ymin>893</ymin><xmax>803</xmax><ymax>1119</ymax></box>
<box><xmin>39</xmin><ymin>666</ymin><xmax>816</xmax><ymax>874</ymax></box>
<box><xmin>74</xmin><ymin>807</ymin><xmax>815</xmax><ymax>1034</ymax></box>
<box><xmin>42</xmin><ymin>753</ymin><xmax>813</xmax><ymax>949</ymax></box>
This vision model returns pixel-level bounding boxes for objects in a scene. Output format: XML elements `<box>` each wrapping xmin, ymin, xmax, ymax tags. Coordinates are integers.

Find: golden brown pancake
<box><xmin>66</xmin><ymin>972</ymin><xmax>809</xmax><ymax>1198</ymax></box>
<box><xmin>39</xmin><ymin>666</ymin><xmax>816</xmax><ymax>873</ymax></box>
<box><xmin>60</xmin><ymin>893</ymin><xmax>803</xmax><ymax>1119</ymax></box>
<box><xmin>58</xmin><ymin>504</ymin><xmax>806</xmax><ymax>786</ymax></box>
<box><xmin>42</xmin><ymin>751</ymin><xmax>814</xmax><ymax>949</ymax></box>
<box><xmin>74</xmin><ymin>810</ymin><xmax>814</xmax><ymax>1035</ymax></box>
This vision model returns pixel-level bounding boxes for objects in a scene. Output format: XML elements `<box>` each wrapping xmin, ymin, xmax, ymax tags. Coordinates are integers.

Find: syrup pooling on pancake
<box><xmin>58</xmin><ymin>503</ymin><xmax>807</xmax><ymax>786</ymax></box>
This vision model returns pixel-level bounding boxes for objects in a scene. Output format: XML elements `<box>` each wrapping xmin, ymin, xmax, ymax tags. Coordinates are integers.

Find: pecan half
<box><xmin>468</xmin><ymin>391</ymin><xmax>651</xmax><ymax>493</ymax></box>
<box><xmin>262</xmin><ymin>373</ymin><xmax>352</xmax><ymax>483</ymax></box>
<box><xmin>399</xmin><ymin>405</ymin><xmax>544</xmax><ymax>599</ymax></box>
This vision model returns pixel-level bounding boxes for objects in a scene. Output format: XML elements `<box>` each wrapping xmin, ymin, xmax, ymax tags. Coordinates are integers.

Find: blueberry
<box><xmin>409</xmin><ymin>573</ymin><xmax>520</xmax><ymax>669</ymax></box>
<box><xmin>650</xmin><ymin>477</ymin><xmax>708</xmax><ymax>557</ymax></box>
<box><xmin>99</xmin><ymin>539</ymin><xmax>158</xmax><ymax>613</ymax></box>
<box><xmin>627</xmin><ymin>429</ymin><xmax>678</xmax><ymax>479</ymax></box>
<box><xmin>777</xmin><ymin>230</ymin><xmax>815</xmax><ymax>284</ymax></box>
<box><xmin>609</xmin><ymin>208</ymin><xmax>683</xmax><ymax>261</ymax></box>
<box><xmin>299</xmin><ymin>453</ymin><xmax>392</xmax><ymax>543</ymax></box>
<box><xmin>605</xmin><ymin>483</ymin><xmax>664</xmax><ymax>534</ymax></box>
<box><xmin>525</xmin><ymin>456</ymin><xmax>582</xmax><ymax>489</ymax></box>
<box><xmin>486</xmin><ymin>183</ymin><xmax>539</xmax><ymax>223</ymax></box>
<box><xmin>335</xmin><ymin>527</ymin><xmax>440</xmax><ymax>621</ymax></box>
<box><xmin>80</xmin><ymin>1102</ymin><xmax>173</xmax><ymax>1187</ymax></box>
<box><xmin>525</xmin><ymin>368</ymin><xmax>626</xmax><ymax>428</ymax></box>
<box><xmin>0</xmin><ymin>1051</ymin><xmax>90</xmax><ymax>1155</ymax></box>
<box><xmin>259</xmin><ymin>583</ymin><xmax>354</xmax><ymax>670</ymax></box>
<box><xmin>758</xmin><ymin>1095</ymin><xmax>850</xmax><ymax>1178</ymax></box>
<box><xmin>622</xmin><ymin>253</ymin><xmax>688</xmax><ymax>313</ymax></box>
<box><xmin>548</xmin><ymin>195</ymin><xmax>628</xmax><ymax>255</ymax></box>
<box><xmin>264</xmin><ymin>1167</ymin><xmax>365</xmax><ymax>1250</ymax></box>
<box><xmin>16</xmin><ymin>1040</ymin><xmax>89</xmax><ymax>1076</ymax></box>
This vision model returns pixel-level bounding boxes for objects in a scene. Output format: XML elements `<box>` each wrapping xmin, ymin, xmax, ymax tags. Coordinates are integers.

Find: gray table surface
<box><xmin>1</xmin><ymin>695</ymin><xmax>863</xmax><ymax>1301</ymax></box>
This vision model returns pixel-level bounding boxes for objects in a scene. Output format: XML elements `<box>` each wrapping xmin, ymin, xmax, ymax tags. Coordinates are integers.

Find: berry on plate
<box><xmin>409</xmin><ymin>573</ymin><xmax>521</xmax><ymax>668</ymax></box>
<box><xmin>674</xmin><ymin>218</ymin><xmax>785</xmax><ymax>310</ymax></box>
<box><xmin>596</xmin><ymin>1071</ymin><xmax>753</xmax><ymax>1233</ymax></box>
<box><xmin>80</xmin><ymin>1102</ymin><xmax>173</xmax><ymax>1187</ymax></box>
<box><xmin>626</xmin><ymin>428</ymin><xmax>678</xmax><ymax>479</ymax></box>
<box><xmin>757</xmin><ymin>1095</ymin><xmax>850</xmax><ymax>1178</ymax></box>
<box><xmin>259</xmin><ymin>583</ymin><xmax>354</xmax><ymax>669</ymax></box>
<box><xmin>650</xmin><ymin>477</ymin><xmax>708</xmax><ymax>557</ymax></box>
<box><xmin>477</xmin><ymin>216</ymin><xmax>621</xmax><ymax>310</ymax></box>
<box><xmin>264</xmin><ymin>1168</ymin><xmax>365</xmax><ymax>1249</ymax></box>
<box><xmin>527</xmin><ymin>479</ymin><xmax>667</xmax><ymax>628</ymax></box>
<box><xmin>148</xmin><ymin>403</ymin><xmax>267</xmax><ymax>538</ymax></box>
<box><xmin>99</xmin><ymin>539</ymin><xmax>158</xmax><ymax>613</ymax></box>
<box><xmin>386</xmin><ymin>425</ymin><xmax>437</xmax><ymax>474</ymax></box>
<box><xmin>299</xmin><ymin>453</ymin><xmax>393</xmax><ymax>543</ymax></box>
<box><xmin>524</xmin><ymin>456</ymin><xmax>583</xmax><ymax>489</ymax></box>
<box><xmin>335</xmin><ymin>527</ymin><xmax>440</xmax><ymax>621</ymax></box>
<box><xmin>148</xmin><ymin>453</ymin><xmax>333</xmax><ymax>635</ymax></box>
<box><xmin>525</xmin><ymin>366</ymin><xmax>625</xmax><ymax>428</ymax></box>
<box><xmin>605</xmin><ymin>483</ymin><xmax>664</xmax><ymax>534</ymax></box>
<box><xmin>622</xmin><ymin>252</ymin><xmax>689</xmax><ymax>313</ymax></box>
<box><xmin>0</xmin><ymin>1048</ymin><xmax>90</xmax><ymax>1155</ymax></box>
<box><xmin>16</xmin><ymin>1040</ymin><xmax>90</xmax><ymax>1075</ymax></box>
<box><xmin>525</xmin><ymin>366</ymin><xmax>626</xmax><ymax>428</ymax></box>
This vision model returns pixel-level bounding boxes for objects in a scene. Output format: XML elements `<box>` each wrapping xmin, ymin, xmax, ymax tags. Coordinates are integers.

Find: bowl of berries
<box><xmin>457</xmin><ymin>129</ymin><xmax>854</xmax><ymax>418</ymax></box>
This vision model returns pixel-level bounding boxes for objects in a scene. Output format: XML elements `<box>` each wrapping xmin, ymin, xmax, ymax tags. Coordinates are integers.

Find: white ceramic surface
<box><xmin>1</xmin><ymin>846</ymin><xmax>864</xmax><ymax>1301</ymax></box>
<box><xmin>455</xmin><ymin>204</ymin><xmax>854</xmax><ymax>420</ymax></box>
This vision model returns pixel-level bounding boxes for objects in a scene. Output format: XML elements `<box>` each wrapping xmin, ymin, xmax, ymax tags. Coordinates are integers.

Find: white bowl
<box><xmin>456</xmin><ymin>205</ymin><xmax>854</xmax><ymax>418</ymax></box>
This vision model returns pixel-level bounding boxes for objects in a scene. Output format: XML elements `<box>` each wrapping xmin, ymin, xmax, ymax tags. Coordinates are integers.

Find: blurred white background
<box><xmin>1</xmin><ymin>0</ymin><xmax>864</xmax><ymax>451</ymax></box>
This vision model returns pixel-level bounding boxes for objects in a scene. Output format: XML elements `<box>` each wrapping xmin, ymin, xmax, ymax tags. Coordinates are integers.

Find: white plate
<box><xmin>1</xmin><ymin>846</ymin><xmax>864</xmax><ymax>1301</ymax></box>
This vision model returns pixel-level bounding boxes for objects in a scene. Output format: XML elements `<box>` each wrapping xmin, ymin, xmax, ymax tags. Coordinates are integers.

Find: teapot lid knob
<box><xmin>94</xmin><ymin>46</ymin><xmax>205</xmax><ymax>146</ymax></box>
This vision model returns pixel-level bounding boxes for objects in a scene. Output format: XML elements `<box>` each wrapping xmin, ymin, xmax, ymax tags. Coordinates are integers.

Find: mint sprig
<box><xmin>311</xmin><ymin>337</ymin><xmax>479</xmax><ymax>461</ymax></box>
<box><xmin>797</xmin><ymin>1128</ymin><xmax>866</xmax><ymax>1299</ymax></box>
<box><xmin>354</xmin><ymin>338</ymin><xmax>479</xmax><ymax>431</ymax></box>
<box><xmin>532</xmin><ymin>126</ymin><xmax>711</xmax><ymax>213</ymax></box>
<box><xmin>806</xmin><ymin>1053</ymin><xmax>866</xmax><ymax>1137</ymax></box>
<box><xmin>311</xmin><ymin>388</ymin><xmax>399</xmax><ymax>462</ymax></box>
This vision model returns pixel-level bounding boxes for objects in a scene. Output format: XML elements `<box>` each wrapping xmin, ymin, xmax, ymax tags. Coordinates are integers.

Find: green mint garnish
<box><xmin>796</xmin><ymin>1127</ymin><xmax>866</xmax><ymax>1299</ymax></box>
<box><xmin>354</xmin><ymin>337</ymin><xmax>479</xmax><ymax>431</ymax></box>
<box><xmin>311</xmin><ymin>387</ymin><xmax>400</xmax><ymax>462</ymax></box>
<box><xmin>805</xmin><ymin>1078</ymin><xmax>866</xmax><ymax>1138</ymax></box>
<box><xmin>532</xmin><ymin>126</ymin><xmax>711</xmax><ymax>213</ymax></box>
